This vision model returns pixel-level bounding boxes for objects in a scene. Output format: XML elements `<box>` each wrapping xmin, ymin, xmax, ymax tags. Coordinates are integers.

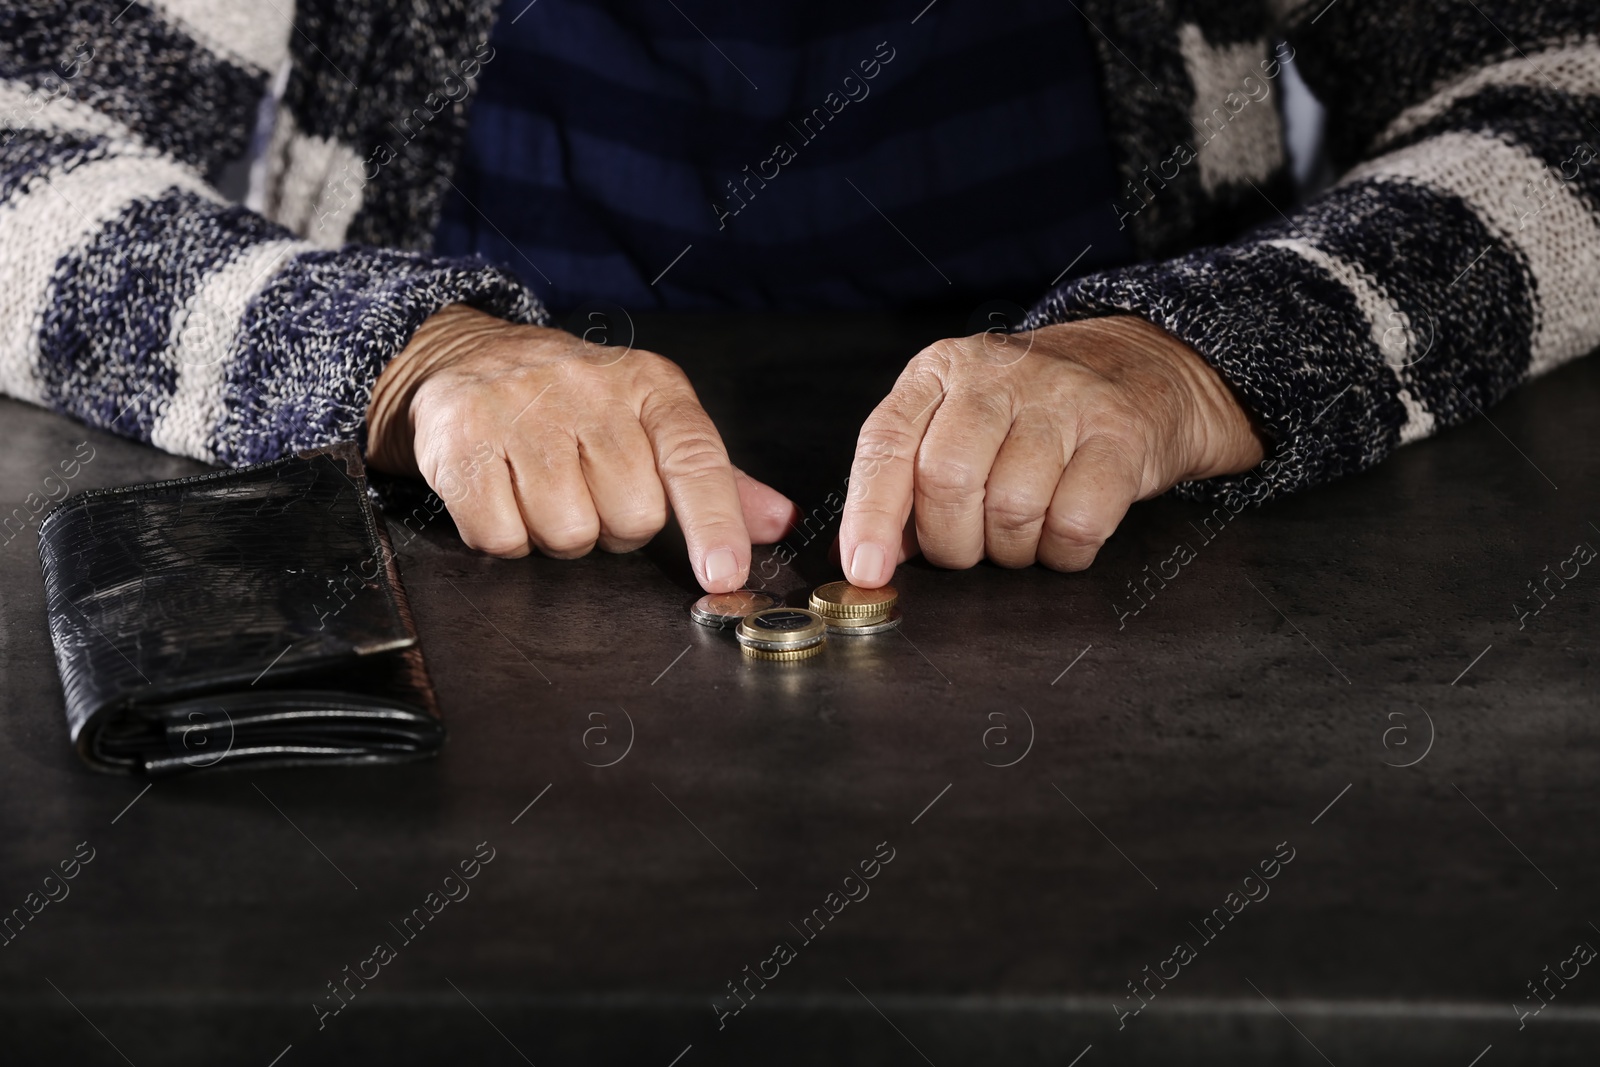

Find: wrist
<box><xmin>1057</xmin><ymin>315</ymin><xmax>1265</xmax><ymax>482</ymax></box>
<box><xmin>366</xmin><ymin>305</ymin><xmax>513</xmax><ymax>474</ymax></box>
<box><xmin>1165</xmin><ymin>327</ymin><xmax>1267</xmax><ymax>481</ymax></box>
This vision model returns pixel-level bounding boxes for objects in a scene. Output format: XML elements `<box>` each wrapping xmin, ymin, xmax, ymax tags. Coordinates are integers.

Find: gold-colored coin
<box><xmin>740</xmin><ymin>640</ymin><xmax>825</xmax><ymax>661</ymax></box>
<box><xmin>736</xmin><ymin>607</ymin><xmax>828</xmax><ymax>649</ymax></box>
<box><xmin>809</xmin><ymin>581</ymin><xmax>898</xmax><ymax>619</ymax></box>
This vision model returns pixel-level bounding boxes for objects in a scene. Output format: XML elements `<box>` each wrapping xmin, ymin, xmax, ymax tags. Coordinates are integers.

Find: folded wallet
<box><xmin>37</xmin><ymin>443</ymin><xmax>443</xmax><ymax>774</ymax></box>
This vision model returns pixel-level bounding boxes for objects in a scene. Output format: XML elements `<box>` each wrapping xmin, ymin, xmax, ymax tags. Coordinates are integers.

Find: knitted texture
<box><xmin>1033</xmin><ymin>0</ymin><xmax>1600</xmax><ymax>505</ymax></box>
<box><xmin>1</xmin><ymin>0</ymin><xmax>1598</xmax><ymax>493</ymax></box>
<box><xmin>0</xmin><ymin>0</ymin><xmax>544</xmax><ymax>467</ymax></box>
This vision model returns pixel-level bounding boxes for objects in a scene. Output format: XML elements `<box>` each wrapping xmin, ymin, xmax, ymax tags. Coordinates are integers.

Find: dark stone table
<box><xmin>3</xmin><ymin>313</ymin><xmax>1599</xmax><ymax>1066</ymax></box>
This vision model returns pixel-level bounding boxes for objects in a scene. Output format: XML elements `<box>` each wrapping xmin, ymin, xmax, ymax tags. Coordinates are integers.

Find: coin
<box><xmin>740</xmin><ymin>642</ymin><xmax>825</xmax><ymax>661</ymax></box>
<box><xmin>690</xmin><ymin>589</ymin><xmax>782</xmax><ymax>628</ymax></box>
<box><xmin>809</xmin><ymin>581</ymin><xmax>898</xmax><ymax>619</ymax></box>
<box><xmin>825</xmin><ymin>608</ymin><xmax>902</xmax><ymax>635</ymax></box>
<box><xmin>736</xmin><ymin>607</ymin><xmax>828</xmax><ymax>651</ymax></box>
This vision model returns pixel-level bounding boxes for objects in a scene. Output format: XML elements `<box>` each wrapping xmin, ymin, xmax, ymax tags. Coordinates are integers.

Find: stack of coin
<box><xmin>689</xmin><ymin>589</ymin><xmax>782</xmax><ymax>629</ymax></box>
<box><xmin>808</xmin><ymin>581</ymin><xmax>900</xmax><ymax>635</ymax></box>
<box><xmin>735</xmin><ymin>607</ymin><xmax>828</xmax><ymax>661</ymax></box>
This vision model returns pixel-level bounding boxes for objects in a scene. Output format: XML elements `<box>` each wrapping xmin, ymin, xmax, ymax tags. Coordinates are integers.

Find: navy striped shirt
<box><xmin>435</xmin><ymin>1</ymin><xmax>1133</xmax><ymax>313</ymax></box>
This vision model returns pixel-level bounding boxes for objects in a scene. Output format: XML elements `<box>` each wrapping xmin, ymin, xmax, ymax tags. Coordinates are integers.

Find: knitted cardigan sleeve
<box><xmin>1028</xmin><ymin>1</ymin><xmax>1600</xmax><ymax>506</ymax></box>
<box><xmin>0</xmin><ymin>4</ymin><xmax>543</xmax><ymax>468</ymax></box>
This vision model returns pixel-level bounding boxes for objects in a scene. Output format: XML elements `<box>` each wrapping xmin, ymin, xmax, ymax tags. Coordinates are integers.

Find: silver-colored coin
<box><xmin>690</xmin><ymin>589</ymin><xmax>781</xmax><ymax>628</ymax></box>
<box><xmin>736</xmin><ymin>607</ymin><xmax>828</xmax><ymax>649</ymax></box>
<box><xmin>825</xmin><ymin>609</ymin><xmax>902</xmax><ymax>635</ymax></box>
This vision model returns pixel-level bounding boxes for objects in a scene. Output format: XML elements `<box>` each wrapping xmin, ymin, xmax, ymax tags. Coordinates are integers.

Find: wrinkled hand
<box><xmin>838</xmin><ymin>316</ymin><xmax>1265</xmax><ymax>585</ymax></box>
<box><xmin>366</xmin><ymin>304</ymin><xmax>798</xmax><ymax>591</ymax></box>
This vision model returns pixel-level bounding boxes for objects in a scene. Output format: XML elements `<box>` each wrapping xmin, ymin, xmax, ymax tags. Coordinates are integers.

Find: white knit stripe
<box><xmin>1264</xmin><ymin>237</ymin><xmax>1436</xmax><ymax>443</ymax></box>
<box><xmin>1178</xmin><ymin>25</ymin><xmax>1286</xmax><ymax>195</ymax></box>
<box><xmin>151</xmin><ymin>237</ymin><xmax>308</xmax><ymax>461</ymax></box>
<box><xmin>0</xmin><ymin>76</ymin><xmax>133</xmax><ymax>142</ymax></box>
<box><xmin>0</xmin><ymin>151</ymin><xmax>217</xmax><ymax>405</ymax></box>
<box><xmin>147</xmin><ymin>0</ymin><xmax>294</xmax><ymax>75</ymax></box>
<box><xmin>1345</xmin><ymin>130</ymin><xmax>1600</xmax><ymax>378</ymax></box>
<box><xmin>262</xmin><ymin>106</ymin><xmax>365</xmax><ymax>248</ymax></box>
<box><xmin>1375</xmin><ymin>37</ymin><xmax>1600</xmax><ymax>151</ymax></box>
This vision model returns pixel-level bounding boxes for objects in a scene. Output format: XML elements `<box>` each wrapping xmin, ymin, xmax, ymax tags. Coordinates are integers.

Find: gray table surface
<box><xmin>1</xmin><ymin>313</ymin><xmax>1598</xmax><ymax>1066</ymax></box>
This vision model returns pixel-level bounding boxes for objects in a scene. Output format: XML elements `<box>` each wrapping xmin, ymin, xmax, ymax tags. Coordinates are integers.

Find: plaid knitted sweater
<box><xmin>1</xmin><ymin>1</ymin><xmax>1597</xmax><ymax>506</ymax></box>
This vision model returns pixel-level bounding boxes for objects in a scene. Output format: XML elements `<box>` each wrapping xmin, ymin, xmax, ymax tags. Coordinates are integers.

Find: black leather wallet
<box><xmin>37</xmin><ymin>444</ymin><xmax>443</xmax><ymax>775</ymax></box>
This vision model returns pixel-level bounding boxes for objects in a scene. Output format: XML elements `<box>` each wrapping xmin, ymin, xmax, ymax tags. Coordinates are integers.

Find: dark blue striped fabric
<box><xmin>435</xmin><ymin>0</ymin><xmax>1134</xmax><ymax>313</ymax></box>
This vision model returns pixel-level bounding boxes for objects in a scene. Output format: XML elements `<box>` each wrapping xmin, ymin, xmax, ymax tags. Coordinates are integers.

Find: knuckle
<box><xmin>919</xmin><ymin>337</ymin><xmax>973</xmax><ymax>370</ymax></box>
<box><xmin>430</xmin><ymin>449</ymin><xmax>498</xmax><ymax>502</ymax></box>
<box><xmin>409</xmin><ymin>376</ymin><xmax>460</xmax><ymax>419</ymax></box>
<box><xmin>851</xmin><ymin>438</ymin><xmax>909</xmax><ymax>492</ymax></box>
<box><xmin>1043</xmin><ymin>507</ymin><xmax>1113</xmax><ymax>554</ymax></box>
<box><xmin>1078</xmin><ymin>432</ymin><xmax>1148</xmax><ymax>491</ymax></box>
<box><xmin>1085</xmin><ymin>409</ymin><xmax>1145</xmax><ymax>449</ymax></box>
<box><xmin>599</xmin><ymin>535</ymin><xmax>652</xmax><ymax>554</ymax></box>
<box><xmin>657</xmin><ymin>433</ymin><xmax>728</xmax><ymax>480</ymax></box>
<box><xmin>1040</xmin><ymin>549</ymin><xmax>1095</xmax><ymax>573</ymax></box>
<box><xmin>444</xmin><ymin>425</ymin><xmax>495</xmax><ymax>466</ymax></box>
<box><xmin>843</xmin><ymin>496</ymin><xmax>900</xmax><ymax>521</ymax></box>
<box><xmin>919</xmin><ymin>539</ymin><xmax>981</xmax><ymax>571</ymax></box>
<box><xmin>639</xmin><ymin>350</ymin><xmax>690</xmax><ymax>387</ymax></box>
<box><xmin>895</xmin><ymin>364</ymin><xmax>949</xmax><ymax>406</ymax></box>
<box><xmin>422</xmin><ymin>400</ymin><xmax>490</xmax><ymax>449</ymax></box>
<box><xmin>987</xmin><ymin>546</ymin><xmax>1038</xmax><ymax>570</ymax></box>
<box><xmin>985</xmin><ymin>486</ymin><xmax>1049</xmax><ymax>533</ymax></box>
<box><xmin>463</xmin><ymin>527</ymin><xmax>529</xmax><ymax>558</ymax></box>
<box><xmin>855</xmin><ymin>421</ymin><xmax>916</xmax><ymax>466</ymax></box>
<box><xmin>602</xmin><ymin>505</ymin><xmax>667</xmax><ymax>544</ymax></box>
<box><xmin>916</xmin><ymin>454</ymin><xmax>985</xmax><ymax>501</ymax></box>
<box><xmin>414</xmin><ymin>393</ymin><xmax>477</xmax><ymax>446</ymax></box>
<box><xmin>538</xmin><ymin>522</ymin><xmax>600</xmax><ymax>558</ymax></box>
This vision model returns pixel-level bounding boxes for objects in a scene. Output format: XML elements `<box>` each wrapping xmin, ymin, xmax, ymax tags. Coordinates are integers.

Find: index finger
<box><xmin>638</xmin><ymin>379</ymin><xmax>752</xmax><ymax>593</ymax></box>
<box><xmin>839</xmin><ymin>360</ymin><xmax>947</xmax><ymax>588</ymax></box>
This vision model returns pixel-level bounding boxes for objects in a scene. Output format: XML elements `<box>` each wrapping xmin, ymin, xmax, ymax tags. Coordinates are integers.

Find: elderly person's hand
<box><xmin>838</xmin><ymin>316</ymin><xmax>1266</xmax><ymax>586</ymax></box>
<box><xmin>366</xmin><ymin>304</ymin><xmax>798</xmax><ymax>592</ymax></box>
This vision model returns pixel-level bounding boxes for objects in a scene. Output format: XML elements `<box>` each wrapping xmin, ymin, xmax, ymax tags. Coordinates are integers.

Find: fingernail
<box><xmin>704</xmin><ymin>547</ymin><xmax>739</xmax><ymax>588</ymax></box>
<box><xmin>849</xmin><ymin>543</ymin><xmax>887</xmax><ymax>587</ymax></box>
